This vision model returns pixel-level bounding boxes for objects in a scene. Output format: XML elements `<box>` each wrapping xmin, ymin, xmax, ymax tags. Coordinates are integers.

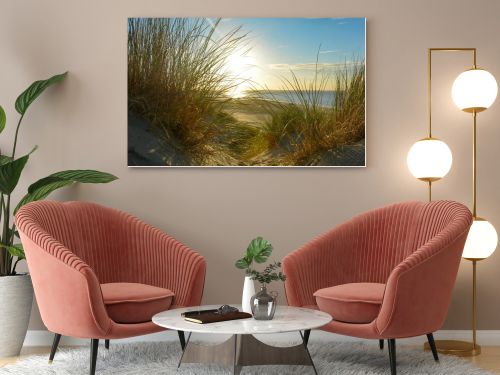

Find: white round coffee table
<box><xmin>153</xmin><ymin>305</ymin><xmax>331</xmax><ymax>374</ymax></box>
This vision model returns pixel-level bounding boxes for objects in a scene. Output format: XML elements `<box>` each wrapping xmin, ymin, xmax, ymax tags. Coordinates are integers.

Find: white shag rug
<box><xmin>0</xmin><ymin>341</ymin><xmax>494</xmax><ymax>374</ymax></box>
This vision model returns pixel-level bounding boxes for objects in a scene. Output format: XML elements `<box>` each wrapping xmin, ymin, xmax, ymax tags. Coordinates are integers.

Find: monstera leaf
<box><xmin>246</xmin><ymin>236</ymin><xmax>273</xmax><ymax>263</ymax></box>
<box><xmin>235</xmin><ymin>237</ymin><xmax>274</xmax><ymax>269</ymax></box>
<box><xmin>14</xmin><ymin>169</ymin><xmax>117</xmax><ymax>213</ymax></box>
<box><xmin>15</xmin><ymin>72</ymin><xmax>67</xmax><ymax>115</ymax></box>
<box><xmin>235</xmin><ymin>258</ymin><xmax>251</xmax><ymax>269</ymax></box>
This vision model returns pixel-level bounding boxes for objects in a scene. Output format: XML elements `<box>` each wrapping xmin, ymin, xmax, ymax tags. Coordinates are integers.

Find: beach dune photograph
<box><xmin>127</xmin><ymin>17</ymin><xmax>366</xmax><ymax>166</ymax></box>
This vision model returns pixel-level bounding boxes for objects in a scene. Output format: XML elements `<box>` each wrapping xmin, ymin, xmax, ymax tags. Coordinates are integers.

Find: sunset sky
<box><xmin>214</xmin><ymin>17</ymin><xmax>366</xmax><ymax>93</ymax></box>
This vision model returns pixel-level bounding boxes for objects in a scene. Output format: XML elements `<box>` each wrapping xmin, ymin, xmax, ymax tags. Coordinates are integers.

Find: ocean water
<box><xmin>255</xmin><ymin>90</ymin><xmax>336</xmax><ymax>107</ymax></box>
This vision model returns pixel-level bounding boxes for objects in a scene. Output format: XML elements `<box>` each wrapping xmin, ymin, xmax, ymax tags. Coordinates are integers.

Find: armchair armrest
<box><xmin>376</xmin><ymin>227</ymin><xmax>470</xmax><ymax>338</ymax></box>
<box><xmin>17</xmin><ymin>230</ymin><xmax>111</xmax><ymax>339</ymax></box>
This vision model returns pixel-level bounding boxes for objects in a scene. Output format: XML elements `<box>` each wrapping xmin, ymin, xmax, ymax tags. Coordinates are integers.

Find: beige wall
<box><xmin>2</xmin><ymin>0</ymin><xmax>500</xmax><ymax>331</ymax></box>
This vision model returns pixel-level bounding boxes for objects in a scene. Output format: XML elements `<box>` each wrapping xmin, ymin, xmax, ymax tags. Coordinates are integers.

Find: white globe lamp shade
<box><xmin>452</xmin><ymin>69</ymin><xmax>498</xmax><ymax>113</ymax></box>
<box><xmin>462</xmin><ymin>218</ymin><xmax>498</xmax><ymax>259</ymax></box>
<box><xmin>407</xmin><ymin>138</ymin><xmax>453</xmax><ymax>181</ymax></box>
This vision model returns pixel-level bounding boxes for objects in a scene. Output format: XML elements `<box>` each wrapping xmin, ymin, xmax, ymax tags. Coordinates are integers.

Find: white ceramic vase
<box><xmin>241</xmin><ymin>275</ymin><xmax>255</xmax><ymax>313</ymax></box>
<box><xmin>0</xmin><ymin>274</ymin><xmax>34</xmax><ymax>358</ymax></box>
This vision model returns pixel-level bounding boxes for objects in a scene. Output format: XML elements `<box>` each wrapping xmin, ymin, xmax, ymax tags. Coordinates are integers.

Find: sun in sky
<box><xmin>216</xmin><ymin>17</ymin><xmax>365</xmax><ymax>94</ymax></box>
<box><xmin>223</xmin><ymin>48</ymin><xmax>259</xmax><ymax>98</ymax></box>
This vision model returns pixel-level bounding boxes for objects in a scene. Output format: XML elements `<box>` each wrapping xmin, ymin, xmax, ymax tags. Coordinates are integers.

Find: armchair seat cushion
<box><xmin>314</xmin><ymin>283</ymin><xmax>385</xmax><ymax>324</ymax></box>
<box><xmin>101</xmin><ymin>283</ymin><xmax>174</xmax><ymax>324</ymax></box>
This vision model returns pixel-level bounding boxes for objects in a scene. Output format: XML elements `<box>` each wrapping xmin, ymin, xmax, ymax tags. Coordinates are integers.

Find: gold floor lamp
<box><xmin>407</xmin><ymin>48</ymin><xmax>498</xmax><ymax>356</ymax></box>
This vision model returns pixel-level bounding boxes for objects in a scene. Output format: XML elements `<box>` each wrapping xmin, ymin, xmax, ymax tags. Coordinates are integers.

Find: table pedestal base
<box><xmin>178</xmin><ymin>332</ymin><xmax>317</xmax><ymax>374</ymax></box>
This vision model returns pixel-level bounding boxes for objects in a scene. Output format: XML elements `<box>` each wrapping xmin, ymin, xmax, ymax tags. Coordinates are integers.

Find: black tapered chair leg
<box><xmin>303</xmin><ymin>329</ymin><xmax>311</xmax><ymax>347</ymax></box>
<box><xmin>48</xmin><ymin>333</ymin><xmax>62</xmax><ymax>363</ymax></box>
<box><xmin>379</xmin><ymin>339</ymin><xmax>384</xmax><ymax>350</ymax></box>
<box><xmin>426</xmin><ymin>333</ymin><xmax>439</xmax><ymax>362</ymax></box>
<box><xmin>90</xmin><ymin>339</ymin><xmax>99</xmax><ymax>375</ymax></box>
<box><xmin>105</xmin><ymin>339</ymin><xmax>110</xmax><ymax>350</ymax></box>
<box><xmin>177</xmin><ymin>330</ymin><xmax>186</xmax><ymax>350</ymax></box>
<box><xmin>388</xmin><ymin>339</ymin><xmax>396</xmax><ymax>375</ymax></box>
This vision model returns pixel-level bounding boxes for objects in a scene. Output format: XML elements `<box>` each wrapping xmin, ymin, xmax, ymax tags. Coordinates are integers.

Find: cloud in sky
<box><xmin>268</xmin><ymin>61</ymin><xmax>362</xmax><ymax>71</ymax></box>
<box><xmin>337</xmin><ymin>21</ymin><xmax>349</xmax><ymax>25</ymax></box>
<box><xmin>319</xmin><ymin>50</ymin><xmax>339</xmax><ymax>54</ymax></box>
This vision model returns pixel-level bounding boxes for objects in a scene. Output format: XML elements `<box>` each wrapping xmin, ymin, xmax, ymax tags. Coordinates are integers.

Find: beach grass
<box><xmin>128</xmin><ymin>18</ymin><xmax>251</xmax><ymax>165</ymax></box>
<box><xmin>248</xmin><ymin>61</ymin><xmax>365</xmax><ymax>166</ymax></box>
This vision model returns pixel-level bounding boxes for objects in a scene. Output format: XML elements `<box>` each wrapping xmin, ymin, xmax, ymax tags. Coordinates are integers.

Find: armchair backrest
<box><xmin>16</xmin><ymin>200</ymin><xmax>132</xmax><ymax>283</ymax></box>
<box><xmin>283</xmin><ymin>200</ymin><xmax>472</xmax><ymax>308</ymax></box>
<box><xmin>340</xmin><ymin>201</ymin><xmax>422</xmax><ymax>284</ymax></box>
<box><xmin>345</xmin><ymin>200</ymin><xmax>470</xmax><ymax>284</ymax></box>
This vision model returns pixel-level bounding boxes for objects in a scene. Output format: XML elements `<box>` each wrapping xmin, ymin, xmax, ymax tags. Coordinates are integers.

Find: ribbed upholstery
<box><xmin>15</xmin><ymin>200</ymin><xmax>206</xmax><ymax>339</ymax></box>
<box><xmin>283</xmin><ymin>200</ymin><xmax>472</xmax><ymax>339</ymax></box>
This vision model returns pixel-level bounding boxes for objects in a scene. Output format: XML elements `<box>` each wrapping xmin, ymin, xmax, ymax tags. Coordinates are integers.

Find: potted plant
<box><xmin>0</xmin><ymin>72</ymin><xmax>117</xmax><ymax>358</ymax></box>
<box><xmin>235</xmin><ymin>237</ymin><xmax>273</xmax><ymax>313</ymax></box>
<box><xmin>235</xmin><ymin>237</ymin><xmax>286</xmax><ymax>318</ymax></box>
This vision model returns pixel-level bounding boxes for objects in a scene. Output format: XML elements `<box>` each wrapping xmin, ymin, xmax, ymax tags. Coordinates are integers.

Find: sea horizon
<box><xmin>248</xmin><ymin>90</ymin><xmax>336</xmax><ymax>107</ymax></box>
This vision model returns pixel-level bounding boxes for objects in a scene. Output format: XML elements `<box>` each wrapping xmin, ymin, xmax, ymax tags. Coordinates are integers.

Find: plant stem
<box><xmin>0</xmin><ymin>253</ymin><xmax>3</xmax><ymax>277</ymax></box>
<box><xmin>0</xmin><ymin>194</ymin><xmax>5</xmax><ymax>275</ymax></box>
<box><xmin>2</xmin><ymin>114</ymin><xmax>25</xmax><ymax>276</ymax></box>
<box><xmin>9</xmin><ymin>221</ymin><xmax>18</xmax><ymax>272</ymax></box>
<box><xmin>11</xmin><ymin>114</ymin><xmax>24</xmax><ymax>159</ymax></box>
<box><xmin>2</xmin><ymin>194</ymin><xmax>11</xmax><ymax>273</ymax></box>
<box><xmin>11</xmin><ymin>258</ymin><xmax>21</xmax><ymax>275</ymax></box>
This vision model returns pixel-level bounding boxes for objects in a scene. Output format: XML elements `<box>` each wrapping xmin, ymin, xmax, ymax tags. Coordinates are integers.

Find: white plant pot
<box><xmin>241</xmin><ymin>276</ymin><xmax>255</xmax><ymax>313</ymax></box>
<box><xmin>0</xmin><ymin>274</ymin><xmax>33</xmax><ymax>358</ymax></box>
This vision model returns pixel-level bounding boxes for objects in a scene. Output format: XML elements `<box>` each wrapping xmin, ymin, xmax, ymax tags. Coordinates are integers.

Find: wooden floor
<box><xmin>0</xmin><ymin>346</ymin><xmax>53</xmax><ymax>367</ymax></box>
<box><xmin>466</xmin><ymin>346</ymin><xmax>500</xmax><ymax>373</ymax></box>
<box><xmin>1</xmin><ymin>345</ymin><xmax>500</xmax><ymax>372</ymax></box>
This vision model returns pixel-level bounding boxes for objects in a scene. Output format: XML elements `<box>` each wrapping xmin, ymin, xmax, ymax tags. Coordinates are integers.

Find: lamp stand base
<box><xmin>424</xmin><ymin>340</ymin><xmax>481</xmax><ymax>357</ymax></box>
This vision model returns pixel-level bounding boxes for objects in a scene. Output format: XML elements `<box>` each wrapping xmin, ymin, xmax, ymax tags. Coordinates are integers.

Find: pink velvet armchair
<box><xmin>16</xmin><ymin>200</ymin><xmax>206</xmax><ymax>375</ymax></box>
<box><xmin>283</xmin><ymin>200</ymin><xmax>472</xmax><ymax>375</ymax></box>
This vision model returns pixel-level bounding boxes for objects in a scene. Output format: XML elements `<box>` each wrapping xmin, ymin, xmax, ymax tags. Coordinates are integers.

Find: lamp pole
<box><xmin>472</xmin><ymin>111</ymin><xmax>477</xmax><ymax>218</ymax></box>
<box><xmin>470</xmin><ymin>108</ymin><xmax>479</xmax><ymax>352</ymax></box>
<box><xmin>423</xmin><ymin>47</ymin><xmax>484</xmax><ymax>357</ymax></box>
<box><xmin>424</xmin><ymin>48</ymin><xmax>476</xmax><ymax>203</ymax></box>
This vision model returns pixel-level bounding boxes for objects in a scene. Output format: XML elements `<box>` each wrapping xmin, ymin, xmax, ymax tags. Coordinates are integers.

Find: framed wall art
<box><xmin>128</xmin><ymin>17</ymin><xmax>366</xmax><ymax>167</ymax></box>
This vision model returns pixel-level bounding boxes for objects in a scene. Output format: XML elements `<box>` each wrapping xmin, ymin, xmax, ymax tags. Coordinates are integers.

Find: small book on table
<box><xmin>182</xmin><ymin>308</ymin><xmax>252</xmax><ymax>324</ymax></box>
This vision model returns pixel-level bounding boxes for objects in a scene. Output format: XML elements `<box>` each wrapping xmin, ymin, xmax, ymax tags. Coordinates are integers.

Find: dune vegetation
<box><xmin>127</xmin><ymin>18</ymin><xmax>365</xmax><ymax>166</ymax></box>
<box><xmin>128</xmin><ymin>18</ymin><xmax>253</xmax><ymax>165</ymax></box>
<box><xmin>244</xmin><ymin>62</ymin><xmax>365</xmax><ymax>165</ymax></box>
